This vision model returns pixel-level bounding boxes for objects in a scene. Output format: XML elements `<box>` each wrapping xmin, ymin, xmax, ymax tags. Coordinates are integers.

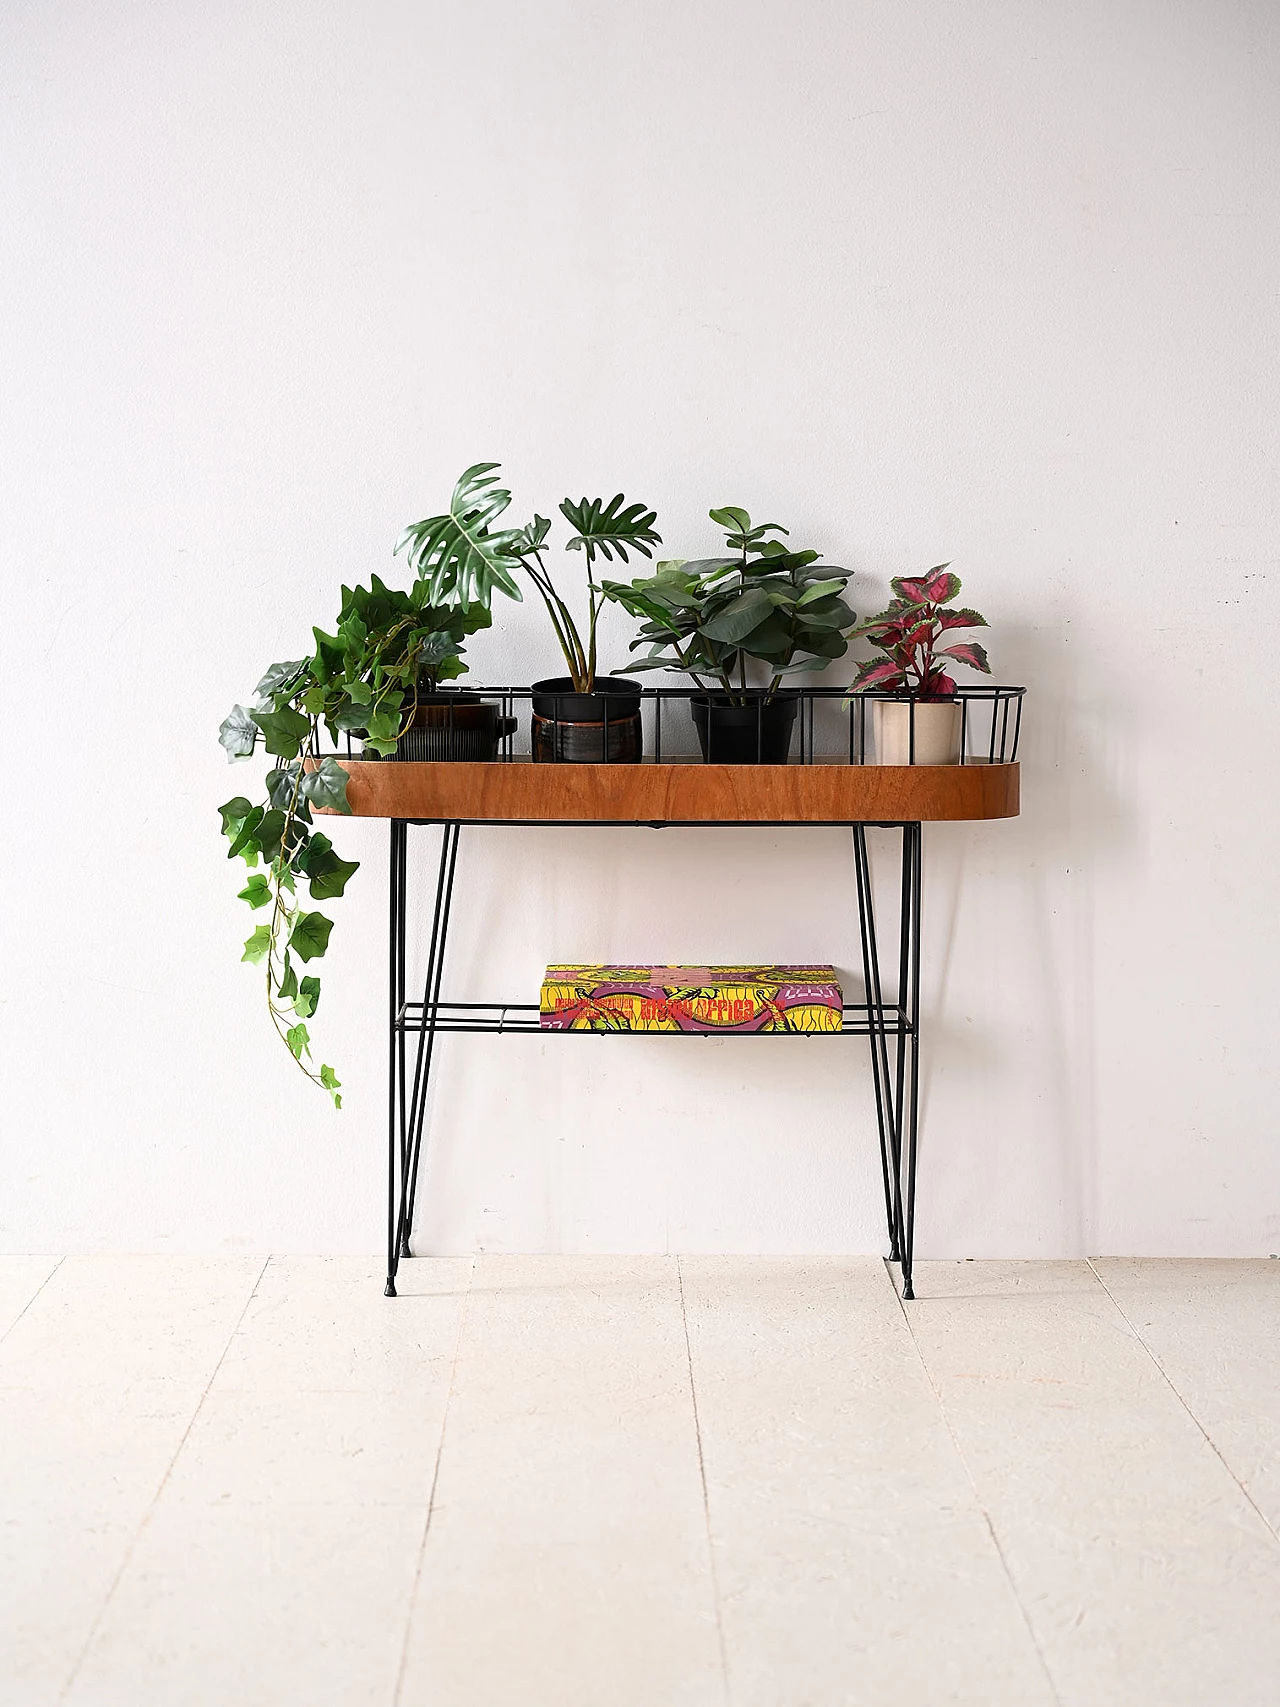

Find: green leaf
<box><xmin>294</xmin><ymin>975</ymin><xmax>321</xmax><ymax>1018</ymax></box>
<box><xmin>797</xmin><ymin>578</ymin><xmax>847</xmax><ymax>607</ymax></box>
<box><xmin>700</xmin><ymin>588</ymin><xmax>775</xmax><ymax>644</ymax></box>
<box><xmin>289</xmin><ymin>911</ymin><xmax>333</xmax><ymax>962</ymax></box>
<box><xmin>255</xmin><ymin>660</ymin><xmax>308</xmax><ymax>705</ymax></box>
<box><xmin>286</xmin><ymin>1022</ymin><xmax>311</xmax><ymax>1061</ymax></box>
<box><xmin>237</xmin><ymin>873</ymin><xmax>272</xmax><ymax>909</ymax></box>
<box><xmin>319</xmin><ymin>1064</ymin><xmax>342</xmax><ymax>1108</ymax></box>
<box><xmin>242</xmin><ymin>925</ymin><xmax>272</xmax><ymax>965</ymax></box>
<box><xmin>709</xmin><ymin>505</ymin><xmax>752</xmax><ymax>532</ymax></box>
<box><xmin>277</xmin><ymin>956</ymin><xmax>298</xmax><ymax>1001</ymax></box>
<box><xmin>218</xmin><ymin>796</ymin><xmax>253</xmax><ymax>837</ymax></box>
<box><xmin>219</xmin><ymin>705</ymin><xmax>258</xmax><ymax>760</ymax></box>
<box><xmin>254</xmin><ymin>808</ymin><xmax>287</xmax><ymax>863</ymax></box>
<box><xmin>299</xmin><ymin>756</ymin><xmax>351</xmax><ymax>815</ymax></box>
<box><xmin>302</xmin><ymin>684</ymin><xmax>327</xmax><ymax>714</ymax></box>
<box><xmin>251</xmin><ymin>704</ymin><xmax>311</xmax><ymax>759</ymax></box>
<box><xmin>559</xmin><ymin>492</ymin><xmax>661</xmax><ymax>564</ymax></box>
<box><xmin>395</xmin><ymin>463</ymin><xmax>525</xmax><ymax>610</ymax></box>
<box><xmin>228</xmin><ymin>805</ymin><xmax>265</xmax><ymax>862</ymax></box>
<box><xmin>298</xmin><ymin>833</ymin><xmax>360</xmax><ymax>900</ymax></box>
<box><xmin>265</xmin><ymin>765</ymin><xmax>301</xmax><ymax>812</ymax></box>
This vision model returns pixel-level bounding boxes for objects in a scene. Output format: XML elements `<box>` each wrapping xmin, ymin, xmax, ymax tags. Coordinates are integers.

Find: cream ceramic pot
<box><xmin>872</xmin><ymin>699</ymin><xmax>963</xmax><ymax>765</ymax></box>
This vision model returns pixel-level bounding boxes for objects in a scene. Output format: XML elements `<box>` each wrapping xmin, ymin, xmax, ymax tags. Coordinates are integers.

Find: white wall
<box><xmin>3</xmin><ymin>0</ymin><xmax>1278</xmax><ymax>1257</ymax></box>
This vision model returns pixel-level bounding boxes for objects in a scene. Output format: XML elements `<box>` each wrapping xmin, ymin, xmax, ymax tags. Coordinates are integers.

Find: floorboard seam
<box><xmin>392</xmin><ymin>1253</ymin><xmax>476</xmax><ymax>1707</ymax></box>
<box><xmin>56</xmin><ymin>1254</ymin><xmax>271</xmax><ymax>1704</ymax></box>
<box><xmin>887</xmin><ymin>1261</ymin><xmax>1067</xmax><ymax>1707</ymax></box>
<box><xmin>676</xmin><ymin>1256</ymin><xmax>732</xmax><ymax>1707</ymax></box>
<box><xmin>0</xmin><ymin>1255</ymin><xmax>64</xmax><ymax>1346</ymax></box>
<box><xmin>1084</xmin><ymin>1257</ymin><xmax>1280</xmax><ymax>1550</ymax></box>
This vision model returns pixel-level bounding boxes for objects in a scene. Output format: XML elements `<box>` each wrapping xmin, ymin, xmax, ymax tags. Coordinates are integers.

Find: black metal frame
<box><xmin>319</xmin><ymin>682</ymin><xmax>1025</xmax><ymax>768</ymax></box>
<box><xmin>384</xmin><ymin>817</ymin><xmax>923</xmax><ymax>1302</ymax></box>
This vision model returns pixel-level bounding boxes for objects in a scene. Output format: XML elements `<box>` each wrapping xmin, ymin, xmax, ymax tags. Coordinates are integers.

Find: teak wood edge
<box><xmin>315</xmin><ymin>759</ymin><xmax>1019</xmax><ymax>823</ymax></box>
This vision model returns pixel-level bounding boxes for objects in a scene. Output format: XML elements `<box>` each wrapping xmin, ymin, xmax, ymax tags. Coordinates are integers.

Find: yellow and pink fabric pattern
<box><xmin>540</xmin><ymin>965</ymin><xmax>843</xmax><ymax>1033</ymax></box>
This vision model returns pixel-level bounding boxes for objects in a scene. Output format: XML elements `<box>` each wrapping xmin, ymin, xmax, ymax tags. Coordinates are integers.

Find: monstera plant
<box><xmin>397</xmin><ymin>462</ymin><xmax>661</xmax><ymax>694</ymax></box>
<box><xmin>218</xmin><ymin>581</ymin><xmax>489</xmax><ymax>1102</ymax></box>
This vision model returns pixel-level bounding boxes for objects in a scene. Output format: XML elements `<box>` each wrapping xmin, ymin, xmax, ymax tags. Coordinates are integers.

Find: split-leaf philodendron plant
<box><xmin>396</xmin><ymin>462</ymin><xmax>661</xmax><ymax>692</ymax></box>
<box><xmin>220</xmin><ymin>462</ymin><xmax>660</xmax><ymax>1100</ymax></box>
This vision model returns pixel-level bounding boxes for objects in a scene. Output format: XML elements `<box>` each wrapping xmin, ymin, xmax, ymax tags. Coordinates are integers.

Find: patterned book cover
<box><xmin>540</xmin><ymin>965</ymin><xmax>843</xmax><ymax>1033</ymax></box>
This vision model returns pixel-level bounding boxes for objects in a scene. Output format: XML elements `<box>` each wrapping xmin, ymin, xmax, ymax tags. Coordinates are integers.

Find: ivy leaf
<box><xmin>298</xmin><ymin>833</ymin><xmax>360</xmax><ymax>899</ymax></box>
<box><xmin>319</xmin><ymin>1064</ymin><xmax>342</xmax><ymax>1109</ymax></box>
<box><xmin>228</xmin><ymin>805</ymin><xmax>265</xmax><ymax>863</ymax></box>
<box><xmin>238</xmin><ymin>873</ymin><xmax>272</xmax><ymax>909</ymax></box>
<box><xmin>266</xmin><ymin>765</ymin><xmax>301</xmax><ymax>812</ymax></box>
<box><xmin>289</xmin><ymin>911</ymin><xmax>333</xmax><ymax>962</ymax></box>
<box><xmin>242</xmin><ymin>925</ymin><xmax>272</xmax><ymax>965</ymax></box>
<box><xmin>218</xmin><ymin>796</ymin><xmax>253</xmax><ymax>837</ymax></box>
<box><xmin>294</xmin><ymin>975</ymin><xmax>321</xmax><ymax>1018</ymax></box>
<box><xmin>255</xmin><ymin>660</ymin><xmax>308</xmax><ymax>706</ymax></box>
<box><xmin>251</xmin><ymin>705</ymin><xmax>311</xmax><ymax>759</ymax></box>
<box><xmin>308</xmin><ymin>855</ymin><xmax>359</xmax><ymax>900</ymax></box>
<box><xmin>277</xmin><ymin>956</ymin><xmax>298</xmax><ymax>1002</ymax></box>
<box><xmin>299</xmin><ymin>756</ymin><xmax>352</xmax><ymax>815</ymax></box>
<box><xmin>286</xmin><ymin>1022</ymin><xmax>311</xmax><ymax>1060</ymax></box>
<box><xmin>255</xmin><ymin>808</ymin><xmax>287</xmax><ymax>864</ymax></box>
<box><xmin>219</xmin><ymin>705</ymin><xmax>258</xmax><ymax>760</ymax></box>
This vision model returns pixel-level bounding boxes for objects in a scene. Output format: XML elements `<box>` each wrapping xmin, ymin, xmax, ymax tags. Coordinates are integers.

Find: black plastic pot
<box><xmin>530</xmin><ymin>676</ymin><xmax>643</xmax><ymax>764</ymax></box>
<box><xmin>392</xmin><ymin>692</ymin><xmax>515</xmax><ymax>762</ymax></box>
<box><xmin>690</xmin><ymin>693</ymin><xmax>798</xmax><ymax>764</ymax></box>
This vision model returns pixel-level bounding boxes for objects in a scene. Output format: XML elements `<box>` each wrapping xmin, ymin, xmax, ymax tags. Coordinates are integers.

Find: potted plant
<box><xmin>847</xmin><ymin>566</ymin><xmax>991</xmax><ymax>764</ymax></box>
<box><xmin>600</xmin><ymin>505</ymin><xmax>856</xmax><ymax>762</ymax></box>
<box><xmin>397</xmin><ymin>463</ymin><xmax>661</xmax><ymax>762</ymax></box>
<box><xmin>217</xmin><ymin>582</ymin><xmax>490</xmax><ymax>1101</ymax></box>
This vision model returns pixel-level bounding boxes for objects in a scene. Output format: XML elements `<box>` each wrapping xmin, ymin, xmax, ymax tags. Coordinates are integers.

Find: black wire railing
<box><xmin>320</xmin><ymin>683</ymin><xmax>1025</xmax><ymax>766</ymax></box>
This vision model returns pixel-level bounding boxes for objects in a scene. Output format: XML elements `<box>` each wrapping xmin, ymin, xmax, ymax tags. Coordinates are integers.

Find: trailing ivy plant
<box><xmin>397</xmin><ymin>462</ymin><xmax>661</xmax><ymax>692</ymax></box>
<box><xmin>218</xmin><ymin>580</ymin><xmax>489</xmax><ymax>1103</ymax></box>
<box><xmin>600</xmin><ymin>505</ymin><xmax>856</xmax><ymax>699</ymax></box>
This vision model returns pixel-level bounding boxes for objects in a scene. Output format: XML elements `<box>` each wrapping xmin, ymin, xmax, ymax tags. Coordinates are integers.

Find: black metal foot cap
<box><xmin>902</xmin><ymin>1282</ymin><xmax>915</xmax><ymax>1301</ymax></box>
<box><xmin>398</xmin><ymin>1235</ymin><xmax>412</xmax><ymax>1259</ymax></box>
<box><xmin>384</xmin><ymin>1278</ymin><xmax>397</xmax><ymax>1298</ymax></box>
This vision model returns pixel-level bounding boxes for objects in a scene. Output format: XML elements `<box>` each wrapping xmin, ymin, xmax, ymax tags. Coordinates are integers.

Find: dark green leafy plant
<box><xmin>218</xmin><ymin>581</ymin><xmax>489</xmax><ymax>1102</ymax></box>
<box><xmin>397</xmin><ymin>463</ymin><xmax>661</xmax><ymax>692</ymax></box>
<box><xmin>600</xmin><ymin>505</ymin><xmax>856</xmax><ymax>699</ymax></box>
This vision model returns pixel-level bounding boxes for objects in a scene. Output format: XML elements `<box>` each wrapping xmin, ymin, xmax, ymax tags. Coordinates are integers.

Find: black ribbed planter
<box><xmin>690</xmin><ymin>693</ymin><xmax>798</xmax><ymax>764</ymax></box>
<box><xmin>530</xmin><ymin>676</ymin><xmax>643</xmax><ymax>764</ymax></box>
<box><xmin>392</xmin><ymin>692</ymin><xmax>515</xmax><ymax>762</ymax></box>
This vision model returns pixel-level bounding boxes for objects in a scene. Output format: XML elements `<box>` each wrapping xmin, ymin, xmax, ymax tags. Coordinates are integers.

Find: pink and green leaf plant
<box><xmin>848</xmin><ymin>565</ymin><xmax>991</xmax><ymax>698</ymax></box>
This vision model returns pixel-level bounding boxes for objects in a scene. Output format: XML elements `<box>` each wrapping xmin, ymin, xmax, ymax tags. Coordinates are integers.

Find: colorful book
<box><xmin>540</xmin><ymin>965</ymin><xmax>843</xmax><ymax>1033</ymax></box>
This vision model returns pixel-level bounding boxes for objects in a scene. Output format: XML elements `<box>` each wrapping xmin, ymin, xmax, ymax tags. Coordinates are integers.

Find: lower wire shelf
<box><xmin>396</xmin><ymin>1000</ymin><xmax>913</xmax><ymax>1038</ymax></box>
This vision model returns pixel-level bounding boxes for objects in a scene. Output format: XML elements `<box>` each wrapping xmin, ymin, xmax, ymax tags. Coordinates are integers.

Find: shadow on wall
<box><xmin>915</xmin><ymin>615</ymin><xmax>1141</xmax><ymax>1255</ymax></box>
<box><xmin>394</xmin><ymin>625</ymin><xmax>1144</xmax><ymax>1257</ymax></box>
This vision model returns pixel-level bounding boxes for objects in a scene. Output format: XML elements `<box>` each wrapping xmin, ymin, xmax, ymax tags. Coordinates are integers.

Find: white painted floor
<box><xmin>2</xmin><ymin>1257</ymin><xmax>1277</xmax><ymax>1706</ymax></box>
